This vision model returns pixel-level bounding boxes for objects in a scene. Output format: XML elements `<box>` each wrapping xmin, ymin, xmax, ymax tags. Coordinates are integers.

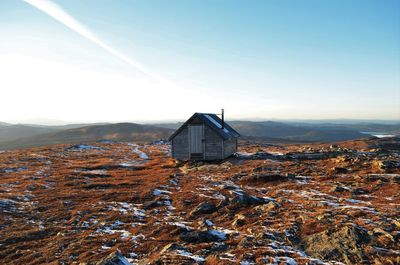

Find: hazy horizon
<box><xmin>2</xmin><ymin>117</ymin><xmax>400</xmax><ymax>126</ymax></box>
<box><xmin>1</xmin><ymin>0</ymin><xmax>399</xmax><ymax>121</ymax></box>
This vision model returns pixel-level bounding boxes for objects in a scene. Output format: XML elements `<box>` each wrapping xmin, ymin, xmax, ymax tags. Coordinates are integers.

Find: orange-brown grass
<box><xmin>0</xmin><ymin>138</ymin><xmax>399</xmax><ymax>264</ymax></box>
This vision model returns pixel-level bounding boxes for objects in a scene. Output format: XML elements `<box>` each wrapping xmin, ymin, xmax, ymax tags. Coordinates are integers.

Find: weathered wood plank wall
<box><xmin>204</xmin><ymin>125</ymin><xmax>223</xmax><ymax>160</ymax></box>
<box><xmin>172</xmin><ymin>126</ymin><xmax>189</xmax><ymax>160</ymax></box>
<box><xmin>223</xmin><ymin>138</ymin><xmax>237</xmax><ymax>158</ymax></box>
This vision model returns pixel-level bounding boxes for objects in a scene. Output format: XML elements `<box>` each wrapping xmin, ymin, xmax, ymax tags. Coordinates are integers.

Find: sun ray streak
<box><xmin>23</xmin><ymin>0</ymin><xmax>174</xmax><ymax>87</ymax></box>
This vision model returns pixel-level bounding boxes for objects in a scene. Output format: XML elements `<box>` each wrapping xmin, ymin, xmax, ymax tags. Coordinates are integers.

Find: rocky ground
<box><xmin>0</xmin><ymin>137</ymin><xmax>399</xmax><ymax>264</ymax></box>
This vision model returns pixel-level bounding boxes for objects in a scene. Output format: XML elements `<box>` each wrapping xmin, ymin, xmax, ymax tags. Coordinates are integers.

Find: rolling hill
<box><xmin>0</xmin><ymin>124</ymin><xmax>60</xmax><ymax>143</ymax></box>
<box><xmin>154</xmin><ymin>121</ymin><xmax>372</xmax><ymax>142</ymax></box>
<box><xmin>229</xmin><ymin>121</ymin><xmax>369</xmax><ymax>142</ymax></box>
<box><xmin>1</xmin><ymin>120</ymin><xmax>398</xmax><ymax>150</ymax></box>
<box><xmin>0</xmin><ymin>123</ymin><xmax>173</xmax><ymax>150</ymax></box>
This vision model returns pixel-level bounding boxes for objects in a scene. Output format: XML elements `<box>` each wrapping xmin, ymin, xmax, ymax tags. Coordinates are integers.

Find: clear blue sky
<box><xmin>0</xmin><ymin>0</ymin><xmax>399</xmax><ymax>123</ymax></box>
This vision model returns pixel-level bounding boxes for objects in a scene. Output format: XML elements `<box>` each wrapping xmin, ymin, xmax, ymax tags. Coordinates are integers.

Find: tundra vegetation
<box><xmin>0</xmin><ymin>137</ymin><xmax>399</xmax><ymax>264</ymax></box>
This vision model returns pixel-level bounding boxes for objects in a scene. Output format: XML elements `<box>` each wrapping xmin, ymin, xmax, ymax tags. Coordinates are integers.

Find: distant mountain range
<box><xmin>153</xmin><ymin>121</ymin><xmax>400</xmax><ymax>141</ymax></box>
<box><xmin>228</xmin><ymin>121</ymin><xmax>399</xmax><ymax>142</ymax></box>
<box><xmin>0</xmin><ymin>120</ymin><xmax>399</xmax><ymax>150</ymax></box>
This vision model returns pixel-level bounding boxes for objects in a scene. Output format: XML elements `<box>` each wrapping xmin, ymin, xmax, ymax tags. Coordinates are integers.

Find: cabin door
<box><xmin>189</xmin><ymin>125</ymin><xmax>203</xmax><ymax>158</ymax></box>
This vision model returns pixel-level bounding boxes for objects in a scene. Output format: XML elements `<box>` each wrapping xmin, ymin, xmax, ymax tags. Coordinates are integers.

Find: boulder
<box><xmin>376</xmin><ymin>160</ymin><xmax>400</xmax><ymax>172</ymax></box>
<box><xmin>331</xmin><ymin>167</ymin><xmax>349</xmax><ymax>174</ymax></box>
<box><xmin>228</xmin><ymin>193</ymin><xmax>270</xmax><ymax>209</ymax></box>
<box><xmin>207</xmin><ymin>242</ymin><xmax>229</xmax><ymax>253</ymax></box>
<box><xmin>189</xmin><ymin>202</ymin><xmax>218</xmax><ymax>216</ymax></box>
<box><xmin>143</xmin><ymin>198</ymin><xmax>163</xmax><ymax>210</ymax></box>
<box><xmin>352</xmin><ymin>188</ymin><xmax>368</xmax><ymax>195</ymax></box>
<box><xmin>25</xmin><ymin>184</ymin><xmax>41</xmax><ymax>191</ymax></box>
<box><xmin>203</xmin><ymin>219</ymin><xmax>214</xmax><ymax>227</ymax></box>
<box><xmin>160</xmin><ymin>243</ymin><xmax>187</xmax><ymax>254</ymax></box>
<box><xmin>232</xmin><ymin>214</ymin><xmax>246</xmax><ymax>228</ymax></box>
<box><xmin>180</xmin><ymin>230</ymin><xmax>227</xmax><ymax>243</ymax></box>
<box><xmin>330</xmin><ymin>185</ymin><xmax>348</xmax><ymax>192</ymax></box>
<box><xmin>301</xmin><ymin>225</ymin><xmax>370</xmax><ymax>264</ymax></box>
<box><xmin>95</xmin><ymin>250</ymin><xmax>132</xmax><ymax>265</ymax></box>
<box><xmin>0</xmin><ymin>199</ymin><xmax>20</xmax><ymax>213</ymax></box>
<box><xmin>254</xmin><ymin>201</ymin><xmax>279</xmax><ymax>212</ymax></box>
<box><xmin>371</xmin><ymin>228</ymin><xmax>394</xmax><ymax>243</ymax></box>
<box><xmin>238</xmin><ymin>236</ymin><xmax>257</xmax><ymax>248</ymax></box>
<box><xmin>241</xmin><ymin>173</ymin><xmax>288</xmax><ymax>183</ymax></box>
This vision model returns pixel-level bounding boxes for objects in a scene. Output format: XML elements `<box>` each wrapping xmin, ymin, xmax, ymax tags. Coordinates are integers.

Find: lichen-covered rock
<box><xmin>95</xmin><ymin>250</ymin><xmax>132</xmax><ymax>265</ymax></box>
<box><xmin>189</xmin><ymin>202</ymin><xmax>218</xmax><ymax>216</ymax></box>
<box><xmin>180</xmin><ymin>230</ymin><xmax>227</xmax><ymax>243</ymax></box>
<box><xmin>301</xmin><ymin>225</ymin><xmax>370</xmax><ymax>264</ymax></box>
<box><xmin>231</xmin><ymin>213</ymin><xmax>246</xmax><ymax>228</ymax></box>
<box><xmin>227</xmin><ymin>193</ymin><xmax>270</xmax><ymax>209</ymax></box>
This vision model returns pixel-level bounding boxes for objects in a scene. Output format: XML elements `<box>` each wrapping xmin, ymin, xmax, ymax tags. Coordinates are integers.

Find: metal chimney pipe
<box><xmin>221</xmin><ymin>109</ymin><xmax>224</xmax><ymax>129</ymax></box>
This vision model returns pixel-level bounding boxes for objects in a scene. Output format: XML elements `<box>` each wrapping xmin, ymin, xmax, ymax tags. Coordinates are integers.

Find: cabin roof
<box><xmin>168</xmin><ymin>112</ymin><xmax>240</xmax><ymax>141</ymax></box>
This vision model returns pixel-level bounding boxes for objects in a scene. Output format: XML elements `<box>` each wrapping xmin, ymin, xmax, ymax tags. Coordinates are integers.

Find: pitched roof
<box><xmin>168</xmin><ymin>112</ymin><xmax>240</xmax><ymax>141</ymax></box>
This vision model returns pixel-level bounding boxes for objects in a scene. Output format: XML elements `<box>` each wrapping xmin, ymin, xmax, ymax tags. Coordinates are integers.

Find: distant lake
<box><xmin>361</xmin><ymin>132</ymin><xmax>396</xmax><ymax>138</ymax></box>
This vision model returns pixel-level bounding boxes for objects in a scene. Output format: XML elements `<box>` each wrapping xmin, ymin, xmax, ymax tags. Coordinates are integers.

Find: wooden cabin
<box><xmin>168</xmin><ymin>112</ymin><xmax>240</xmax><ymax>160</ymax></box>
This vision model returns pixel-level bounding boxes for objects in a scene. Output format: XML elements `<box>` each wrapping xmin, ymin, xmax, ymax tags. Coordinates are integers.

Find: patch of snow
<box><xmin>95</xmin><ymin>224</ymin><xmax>141</xmax><ymax>242</ymax></box>
<box><xmin>374</xmin><ymin>247</ymin><xmax>400</xmax><ymax>255</ymax></box>
<box><xmin>130</xmin><ymin>234</ymin><xmax>145</xmax><ymax>241</ymax></box>
<box><xmin>127</xmin><ymin>143</ymin><xmax>149</xmax><ymax>159</ymax></box>
<box><xmin>236</xmin><ymin>152</ymin><xmax>255</xmax><ymax>158</ymax></box>
<box><xmin>176</xmin><ymin>250</ymin><xmax>205</xmax><ymax>263</ymax></box>
<box><xmin>82</xmin><ymin>169</ymin><xmax>108</xmax><ymax>175</ymax></box>
<box><xmin>340</xmin><ymin>205</ymin><xmax>377</xmax><ymax>213</ymax></box>
<box><xmin>319</xmin><ymin>200</ymin><xmax>340</xmax><ymax>208</ymax></box>
<box><xmin>213</xmin><ymin>193</ymin><xmax>226</xmax><ymax>200</ymax></box>
<box><xmin>231</xmin><ymin>190</ymin><xmax>245</xmax><ymax>195</ymax></box>
<box><xmin>208</xmin><ymin>229</ymin><xmax>227</xmax><ymax>240</ymax></box>
<box><xmin>219</xmin><ymin>253</ymin><xmax>236</xmax><ymax>262</ymax></box>
<box><xmin>132</xmin><ymin>208</ymin><xmax>147</xmax><ymax>219</ymax></box>
<box><xmin>0</xmin><ymin>199</ymin><xmax>27</xmax><ymax>213</ymax></box>
<box><xmin>118</xmin><ymin>255</ymin><xmax>133</xmax><ymax>265</ymax></box>
<box><xmin>110</xmin><ymin>220</ymin><xmax>125</xmax><ymax>228</ymax></box>
<box><xmin>67</xmin><ymin>144</ymin><xmax>103</xmax><ymax>151</ymax></box>
<box><xmin>198</xmin><ymin>194</ymin><xmax>218</xmax><ymax>199</ymax></box>
<box><xmin>127</xmin><ymin>253</ymin><xmax>138</xmax><ymax>264</ymax></box>
<box><xmin>296</xmin><ymin>180</ymin><xmax>308</xmax><ymax>185</ymax></box>
<box><xmin>107</xmin><ymin>202</ymin><xmax>147</xmax><ymax>219</ymax></box>
<box><xmin>81</xmin><ymin>221</ymin><xmax>90</xmax><ymax>228</ymax></box>
<box><xmin>280</xmin><ymin>257</ymin><xmax>297</xmax><ymax>265</ymax></box>
<box><xmin>2</xmin><ymin>166</ymin><xmax>28</xmax><ymax>173</ymax></box>
<box><xmin>130</xmin><ymin>222</ymin><xmax>145</xmax><ymax>227</ymax></box>
<box><xmin>168</xmin><ymin>222</ymin><xmax>193</xmax><ymax>230</ymax></box>
<box><xmin>120</xmin><ymin>163</ymin><xmax>134</xmax><ymax>167</ymax></box>
<box><xmin>120</xmin><ymin>230</ymin><xmax>132</xmax><ymax>240</ymax></box>
<box><xmin>269</xmin><ymin>151</ymin><xmax>284</xmax><ymax>156</ymax></box>
<box><xmin>205</xmin><ymin>220</ymin><xmax>214</xmax><ymax>227</ymax></box>
<box><xmin>153</xmin><ymin>189</ymin><xmax>172</xmax><ymax>196</ymax></box>
<box><xmin>240</xmin><ymin>260</ymin><xmax>256</xmax><ymax>265</ymax></box>
<box><xmin>346</xmin><ymin>198</ymin><xmax>370</xmax><ymax>204</ymax></box>
<box><xmin>169</xmin><ymin>179</ymin><xmax>178</xmax><ymax>185</ymax></box>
